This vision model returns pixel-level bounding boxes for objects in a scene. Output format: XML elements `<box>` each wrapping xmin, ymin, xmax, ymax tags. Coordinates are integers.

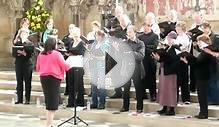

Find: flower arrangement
<box><xmin>25</xmin><ymin>0</ymin><xmax>51</xmax><ymax>32</ymax></box>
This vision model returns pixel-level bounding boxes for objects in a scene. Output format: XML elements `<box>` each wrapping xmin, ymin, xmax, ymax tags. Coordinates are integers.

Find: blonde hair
<box><xmin>119</xmin><ymin>14</ymin><xmax>131</xmax><ymax>27</ymax></box>
<box><xmin>202</xmin><ymin>22</ymin><xmax>211</xmax><ymax>29</ymax></box>
<box><xmin>197</xmin><ymin>34</ymin><xmax>211</xmax><ymax>45</ymax></box>
<box><xmin>91</xmin><ymin>21</ymin><xmax>101</xmax><ymax>28</ymax></box>
<box><xmin>72</xmin><ymin>27</ymin><xmax>81</xmax><ymax>37</ymax></box>
<box><xmin>69</xmin><ymin>24</ymin><xmax>75</xmax><ymax>28</ymax></box>
<box><xmin>127</xmin><ymin>25</ymin><xmax>136</xmax><ymax>32</ymax></box>
<box><xmin>145</xmin><ymin>12</ymin><xmax>157</xmax><ymax>24</ymax></box>
<box><xmin>176</xmin><ymin>21</ymin><xmax>187</xmax><ymax>32</ymax></box>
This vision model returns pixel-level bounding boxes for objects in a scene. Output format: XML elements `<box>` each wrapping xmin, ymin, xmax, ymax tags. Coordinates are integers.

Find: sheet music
<box><xmin>175</xmin><ymin>48</ymin><xmax>182</xmax><ymax>55</ymax></box>
<box><xmin>12</xmin><ymin>46</ymin><xmax>24</xmax><ymax>48</ymax></box>
<box><xmin>66</xmin><ymin>55</ymin><xmax>83</xmax><ymax>68</ymax></box>
<box><xmin>199</xmin><ymin>41</ymin><xmax>209</xmax><ymax>49</ymax></box>
<box><xmin>193</xmin><ymin>49</ymin><xmax>201</xmax><ymax>58</ymax></box>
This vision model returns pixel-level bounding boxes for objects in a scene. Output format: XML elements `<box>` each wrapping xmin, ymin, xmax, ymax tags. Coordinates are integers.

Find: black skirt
<box><xmin>40</xmin><ymin>75</ymin><xmax>61</xmax><ymax>110</ymax></box>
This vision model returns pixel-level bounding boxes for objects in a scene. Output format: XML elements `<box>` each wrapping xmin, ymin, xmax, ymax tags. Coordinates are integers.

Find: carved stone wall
<box><xmin>0</xmin><ymin>0</ymin><xmax>25</xmax><ymax>69</ymax></box>
<box><xmin>51</xmin><ymin>0</ymin><xmax>101</xmax><ymax>37</ymax></box>
<box><xmin>0</xmin><ymin>0</ymin><xmax>24</xmax><ymax>53</ymax></box>
<box><xmin>1</xmin><ymin>0</ymin><xmax>219</xmax><ymax>69</ymax></box>
<box><xmin>52</xmin><ymin>0</ymin><xmax>73</xmax><ymax>37</ymax></box>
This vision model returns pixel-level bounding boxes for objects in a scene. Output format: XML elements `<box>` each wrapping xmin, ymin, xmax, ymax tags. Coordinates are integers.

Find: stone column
<box><xmin>0</xmin><ymin>0</ymin><xmax>25</xmax><ymax>69</ymax></box>
<box><xmin>70</xmin><ymin>0</ymin><xmax>80</xmax><ymax>27</ymax></box>
<box><xmin>1</xmin><ymin>0</ymin><xmax>24</xmax><ymax>53</ymax></box>
<box><xmin>125</xmin><ymin>0</ymin><xmax>137</xmax><ymax>24</ymax></box>
<box><xmin>195</xmin><ymin>0</ymin><xmax>201</xmax><ymax>11</ymax></box>
<box><xmin>98</xmin><ymin>0</ymin><xmax>106</xmax><ymax>27</ymax></box>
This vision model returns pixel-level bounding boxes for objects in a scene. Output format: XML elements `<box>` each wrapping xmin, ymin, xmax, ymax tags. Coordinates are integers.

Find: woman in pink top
<box><xmin>36</xmin><ymin>37</ymin><xmax>70</xmax><ymax>127</ymax></box>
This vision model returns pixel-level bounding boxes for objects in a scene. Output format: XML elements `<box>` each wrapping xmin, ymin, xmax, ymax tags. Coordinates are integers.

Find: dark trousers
<box><xmin>177</xmin><ymin>62</ymin><xmax>190</xmax><ymax>102</ymax></box>
<box><xmin>114</xmin><ymin>87</ymin><xmax>122</xmax><ymax>95</ymax></box>
<box><xmin>15</xmin><ymin>60</ymin><xmax>33</xmax><ymax>102</ymax></box>
<box><xmin>142</xmin><ymin>58</ymin><xmax>157</xmax><ymax>98</ymax></box>
<box><xmin>64</xmin><ymin>72</ymin><xmax>69</xmax><ymax>95</ymax></box>
<box><xmin>196</xmin><ymin>80</ymin><xmax>208</xmax><ymax>116</ymax></box>
<box><xmin>67</xmin><ymin>67</ymin><xmax>85</xmax><ymax>106</ymax></box>
<box><xmin>190</xmin><ymin>65</ymin><xmax>196</xmax><ymax>92</ymax></box>
<box><xmin>122</xmin><ymin>64</ymin><xmax>143</xmax><ymax>110</ymax></box>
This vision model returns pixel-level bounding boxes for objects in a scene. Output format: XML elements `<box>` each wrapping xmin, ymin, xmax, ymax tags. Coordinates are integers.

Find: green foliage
<box><xmin>25</xmin><ymin>0</ymin><xmax>51</xmax><ymax>32</ymax></box>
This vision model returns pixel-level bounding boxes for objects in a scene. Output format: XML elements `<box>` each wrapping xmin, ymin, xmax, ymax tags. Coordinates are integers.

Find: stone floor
<box><xmin>0</xmin><ymin>112</ymin><xmax>143</xmax><ymax>127</ymax></box>
<box><xmin>1</xmin><ymin>110</ymin><xmax>219</xmax><ymax>127</ymax></box>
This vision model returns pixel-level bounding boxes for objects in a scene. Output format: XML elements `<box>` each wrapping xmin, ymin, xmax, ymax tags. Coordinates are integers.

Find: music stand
<box><xmin>58</xmin><ymin>73</ymin><xmax>88</xmax><ymax>126</ymax></box>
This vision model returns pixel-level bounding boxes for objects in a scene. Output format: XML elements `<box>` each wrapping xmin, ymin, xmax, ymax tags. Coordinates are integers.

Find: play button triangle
<box><xmin>105</xmin><ymin>52</ymin><xmax>117</xmax><ymax>75</ymax></box>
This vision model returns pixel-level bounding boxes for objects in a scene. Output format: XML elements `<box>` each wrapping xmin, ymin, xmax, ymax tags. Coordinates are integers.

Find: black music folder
<box><xmin>12</xmin><ymin>46</ymin><xmax>23</xmax><ymax>57</ymax></box>
<box><xmin>12</xmin><ymin>45</ymin><xmax>34</xmax><ymax>57</ymax></box>
<box><xmin>80</xmin><ymin>35</ymin><xmax>94</xmax><ymax>44</ymax></box>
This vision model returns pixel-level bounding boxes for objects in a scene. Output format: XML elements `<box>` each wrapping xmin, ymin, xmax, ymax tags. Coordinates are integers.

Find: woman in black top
<box><xmin>62</xmin><ymin>24</ymin><xmax>75</xmax><ymax>52</ymax></box>
<box><xmin>66</xmin><ymin>27</ymin><xmax>87</xmax><ymax>107</ymax></box>
<box><xmin>62</xmin><ymin>24</ymin><xmax>75</xmax><ymax>95</ymax></box>
<box><xmin>13</xmin><ymin>28</ymin><xmax>34</xmax><ymax>104</ymax></box>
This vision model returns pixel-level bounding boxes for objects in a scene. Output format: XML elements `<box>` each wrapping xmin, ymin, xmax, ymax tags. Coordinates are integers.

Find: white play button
<box><xmin>83</xmin><ymin>37</ymin><xmax>136</xmax><ymax>89</ymax></box>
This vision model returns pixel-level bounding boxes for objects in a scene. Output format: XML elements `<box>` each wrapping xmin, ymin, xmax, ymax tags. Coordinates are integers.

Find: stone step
<box><xmin>0</xmin><ymin>89</ymin><xmax>45</xmax><ymax>103</ymax></box>
<box><xmin>0</xmin><ymin>87</ymin><xmax>211</xmax><ymax>118</ymax></box>
<box><xmin>0</xmin><ymin>80</ymin><xmax>66</xmax><ymax>92</ymax></box>
<box><xmin>0</xmin><ymin>79</ymin><xmax>198</xmax><ymax>103</ymax></box>
<box><xmin>0</xmin><ymin>79</ymin><xmax>95</xmax><ymax>95</ymax></box>
<box><xmin>106</xmin><ymin>99</ymin><xmax>219</xmax><ymax>118</ymax></box>
<box><xmin>0</xmin><ymin>100</ymin><xmax>219</xmax><ymax>127</ymax></box>
<box><xmin>0</xmin><ymin>71</ymin><xmax>91</xmax><ymax>84</ymax></box>
<box><xmin>0</xmin><ymin>84</ymin><xmax>111</xmax><ymax>103</ymax></box>
<box><xmin>0</xmin><ymin>71</ymin><xmax>40</xmax><ymax>82</ymax></box>
<box><xmin>0</xmin><ymin>87</ymin><xmax>216</xmax><ymax>117</ymax></box>
<box><xmin>0</xmin><ymin>88</ymin><xmax>218</xmax><ymax>118</ymax></box>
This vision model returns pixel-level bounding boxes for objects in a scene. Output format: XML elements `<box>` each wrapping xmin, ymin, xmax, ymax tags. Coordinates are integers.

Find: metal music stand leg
<box><xmin>58</xmin><ymin>83</ymin><xmax>88</xmax><ymax>126</ymax></box>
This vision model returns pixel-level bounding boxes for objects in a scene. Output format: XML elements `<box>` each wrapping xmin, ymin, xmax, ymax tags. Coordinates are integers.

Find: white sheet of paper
<box><xmin>193</xmin><ymin>49</ymin><xmax>201</xmax><ymax>58</ymax></box>
<box><xmin>175</xmin><ymin>49</ymin><xmax>182</xmax><ymax>55</ymax></box>
<box><xmin>199</xmin><ymin>41</ymin><xmax>209</xmax><ymax>49</ymax></box>
<box><xmin>66</xmin><ymin>55</ymin><xmax>83</xmax><ymax>68</ymax></box>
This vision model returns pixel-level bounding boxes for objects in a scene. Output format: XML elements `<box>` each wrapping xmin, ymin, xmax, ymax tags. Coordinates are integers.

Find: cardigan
<box><xmin>157</xmin><ymin>46</ymin><xmax>180</xmax><ymax>75</ymax></box>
